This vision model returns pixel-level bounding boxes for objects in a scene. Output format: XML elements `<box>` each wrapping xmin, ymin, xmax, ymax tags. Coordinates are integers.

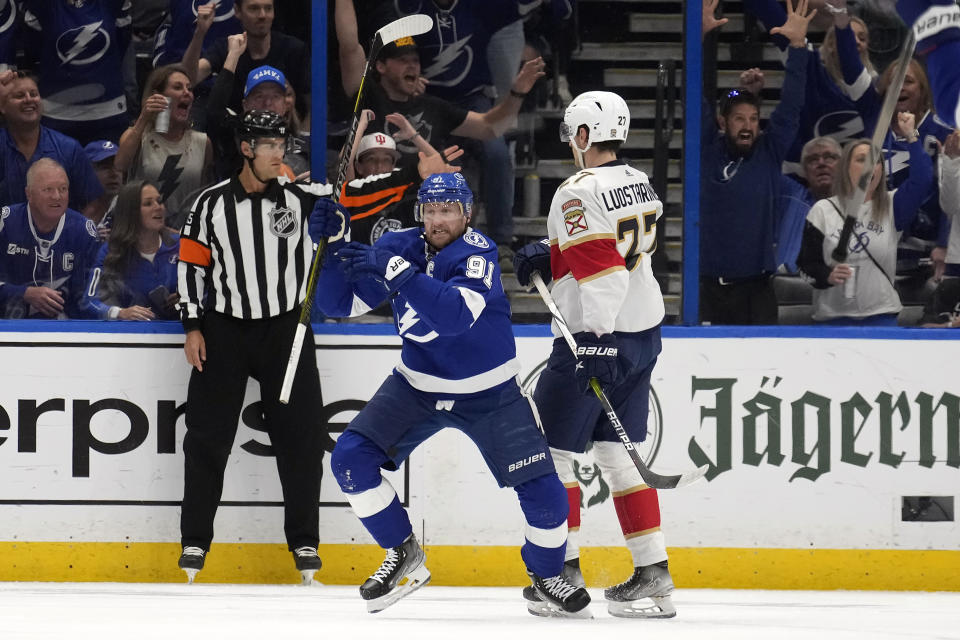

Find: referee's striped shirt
<box><xmin>177</xmin><ymin>176</ymin><xmax>332</xmax><ymax>330</ymax></box>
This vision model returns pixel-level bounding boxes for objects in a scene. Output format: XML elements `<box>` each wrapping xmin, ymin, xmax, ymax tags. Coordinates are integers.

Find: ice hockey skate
<box><xmin>523</xmin><ymin>564</ymin><xmax>592</xmax><ymax>619</ymax></box>
<box><xmin>604</xmin><ymin>560</ymin><xmax>677</xmax><ymax>618</ymax></box>
<box><xmin>522</xmin><ymin>558</ymin><xmax>585</xmax><ymax>604</ymax></box>
<box><xmin>360</xmin><ymin>534</ymin><xmax>431</xmax><ymax>613</ymax></box>
<box><xmin>292</xmin><ymin>546</ymin><xmax>322</xmax><ymax>585</ymax></box>
<box><xmin>177</xmin><ymin>546</ymin><xmax>206</xmax><ymax>583</ymax></box>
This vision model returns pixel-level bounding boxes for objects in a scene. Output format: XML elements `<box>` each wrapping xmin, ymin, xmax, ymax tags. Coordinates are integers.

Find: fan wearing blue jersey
<box><xmin>82</xmin><ymin>180</ymin><xmax>180</xmax><ymax>321</ymax></box>
<box><xmin>0</xmin><ymin>158</ymin><xmax>100</xmax><ymax>319</ymax></box>
<box><xmin>897</xmin><ymin>0</ymin><xmax>960</xmax><ymax>129</ymax></box>
<box><xmin>310</xmin><ymin>173</ymin><xmax>590</xmax><ymax>618</ymax></box>
<box><xmin>21</xmin><ymin>0</ymin><xmax>132</xmax><ymax>145</ymax></box>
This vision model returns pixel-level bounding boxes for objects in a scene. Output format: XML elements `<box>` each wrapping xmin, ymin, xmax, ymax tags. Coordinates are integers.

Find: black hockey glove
<box><xmin>573</xmin><ymin>332</ymin><xmax>621</xmax><ymax>394</ymax></box>
<box><xmin>512</xmin><ymin>237</ymin><xmax>551</xmax><ymax>289</ymax></box>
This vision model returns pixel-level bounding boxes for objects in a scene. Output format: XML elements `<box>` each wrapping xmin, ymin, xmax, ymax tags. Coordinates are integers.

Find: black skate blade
<box><xmin>607</xmin><ymin>595</ymin><xmax>676</xmax><ymax>619</ymax></box>
<box><xmin>365</xmin><ymin>565</ymin><xmax>431</xmax><ymax>613</ymax></box>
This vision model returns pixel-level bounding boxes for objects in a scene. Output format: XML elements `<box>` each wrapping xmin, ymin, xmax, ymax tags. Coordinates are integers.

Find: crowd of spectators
<box><xmin>1</xmin><ymin>0</ymin><xmax>957</xmax><ymax>329</ymax></box>
<box><xmin>702</xmin><ymin>0</ymin><xmax>960</xmax><ymax>326</ymax></box>
<box><xmin>0</xmin><ymin>0</ymin><xmax>573</xmax><ymax>321</ymax></box>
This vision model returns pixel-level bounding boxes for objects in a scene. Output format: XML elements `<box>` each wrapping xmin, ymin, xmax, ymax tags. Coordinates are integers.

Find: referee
<box><xmin>175</xmin><ymin>110</ymin><xmax>344</xmax><ymax>585</ymax></box>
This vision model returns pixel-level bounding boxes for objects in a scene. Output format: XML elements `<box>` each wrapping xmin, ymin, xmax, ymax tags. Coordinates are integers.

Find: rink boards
<box><xmin>0</xmin><ymin>322</ymin><xmax>958</xmax><ymax>590</ymax></box>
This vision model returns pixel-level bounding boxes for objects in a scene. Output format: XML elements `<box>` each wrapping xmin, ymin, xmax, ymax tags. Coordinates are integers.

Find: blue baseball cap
<box><xmin>244</xmin><ymin>65</ymin><xmax>286</xmax><ymax>98</ymax></box>
<box><xmin>84</xmin><ymin>140</ymin><xmax>118</xmax><ymax>163</ymax></box>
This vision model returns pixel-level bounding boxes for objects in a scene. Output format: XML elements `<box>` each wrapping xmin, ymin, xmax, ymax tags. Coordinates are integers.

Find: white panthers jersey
<box><xmin>546</xmin><ymin>160</ymin><xmax>665</xmax><ymax>336</ymax></box>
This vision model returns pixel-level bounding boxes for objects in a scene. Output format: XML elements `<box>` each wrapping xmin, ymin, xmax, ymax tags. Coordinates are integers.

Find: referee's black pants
<box><xmin>181</xmin><ymin>310</ymin><xmax>325</xmax><ymax>552</ymax></box>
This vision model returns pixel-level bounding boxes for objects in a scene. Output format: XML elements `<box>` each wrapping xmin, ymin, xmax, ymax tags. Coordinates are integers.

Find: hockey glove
<box><xmin>309</xmin><ymin>198</ymin><xmax>350</xmax><ymax>249</ymax></box>
<box><xmin>573</xmin><ymin>332</ymin><xmax>621</xmax><ymax>394</ymax></box>
<box><xmin>513</xmin><ymin>238</ymin><xmax>552</xmax><ymax>289</ymax></box>
<box><xmin>337</xmin><ymin>241</ymin><xmax>417</xmax><ymax>294</ymax></box>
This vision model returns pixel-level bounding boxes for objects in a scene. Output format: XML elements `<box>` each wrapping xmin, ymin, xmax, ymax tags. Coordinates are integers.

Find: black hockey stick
<box><xmin>280</xmin><ymin>14</ymin><xmax>434</xmax><ymax>403</ymax></box>
<box><xmin>530</xmin><ymin>273</ymin><xmax>708</xmax><ymax>489</ymax></box>
<box><xmin>833</xmin><ymin>29</ymin><xmax>917</xmax><ymax>262</ymax></box>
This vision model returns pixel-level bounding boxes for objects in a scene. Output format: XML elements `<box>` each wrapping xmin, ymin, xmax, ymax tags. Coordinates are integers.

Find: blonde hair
<box><xmin>877</xmin><ymin>58</ymin><xmax>933</xmax><ymax>115</ymax></box>
<box><xmin>820</xmin><ymin>17</ymin><xmax>876</xmax><ymax>88</ymax></box>
<box><xmin>836</xmin><ymin>139</ymin><xmax>890</xmax><ymax>222</ymax></box>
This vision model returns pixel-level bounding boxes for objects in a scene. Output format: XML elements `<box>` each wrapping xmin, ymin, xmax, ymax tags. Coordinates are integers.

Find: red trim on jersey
<box><xmin>612</xmin><ymin>487</ymin><xmax>661</xmax><ymax>536</ymax></box>
<box><xmin>179</xmin><ymin>237</ymin><xmax>211</xmax><ymax>267</ymax></box>
<box><xmin>559</xmin><ymin>238</ymin><xmax>624</xmax><ymax>282</ymax></box>
<box><xmin>566</xmin><ymin>485</ymin><xmax>581</xmax><ymax>529</ymax></box>
<box><xmin>550</xmin><ymin>244</ymin><xmax>571</xmax><ymax>281</ymax></box>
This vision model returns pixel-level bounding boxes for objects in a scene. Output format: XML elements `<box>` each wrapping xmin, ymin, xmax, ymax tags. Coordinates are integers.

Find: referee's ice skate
<box><xmin>604</xmin><ymin>560</ymin><xmax>677</xmax><ymax>618</ymax></box>
<box><xmin>292</xmin><ymin>546</ymin><xmax>322</xmax><ymax>585</ymax></box>
<box><xmin>522</xmin><ymin>568</ymin><xmax>592</xmax><ymax>618</ymax></box>
<box><xmin>177</xmin><ymin>546</ymin><xmax>206</xmax><ymax>583</ymax></box>
<box><xmin>360</xmin><ymin>534</ymin><xmax>431</xmax><ymax>613</ymax></box>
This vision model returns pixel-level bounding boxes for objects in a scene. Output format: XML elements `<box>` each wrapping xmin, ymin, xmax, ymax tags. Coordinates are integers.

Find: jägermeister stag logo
<box><xmin>521</xmin><ymin>360</ymin><xmax>663</xmax><ymax>507</ymax></box>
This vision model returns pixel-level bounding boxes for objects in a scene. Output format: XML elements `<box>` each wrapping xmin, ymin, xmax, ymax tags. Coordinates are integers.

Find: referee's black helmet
<box><xmin>235</xmin><ymin>109</ymin><xmax>288</xmax><ymax>145</ymax></box>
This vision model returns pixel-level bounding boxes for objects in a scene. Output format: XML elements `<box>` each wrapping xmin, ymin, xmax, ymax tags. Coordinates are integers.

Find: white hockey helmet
<box><xmin>560</xmin><ymin>91</ymin><xmax>630</xmax><ymax>151</ymax></box>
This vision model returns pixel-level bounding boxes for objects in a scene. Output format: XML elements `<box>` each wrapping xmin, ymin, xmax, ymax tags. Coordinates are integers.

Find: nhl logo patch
<box><xmin>462</xmin><ymin>231</ymin><xmax>489</xmax><ymax>248</ymax></box>
<box><xmin>268</xmin><ymin>206</ymin><xmax>298</xmax><ymax>238</ymax></box>
<box><xmin>564</xmin><ymin>209</ymin><xmax>588</xmax><ymax>236</ymax></box>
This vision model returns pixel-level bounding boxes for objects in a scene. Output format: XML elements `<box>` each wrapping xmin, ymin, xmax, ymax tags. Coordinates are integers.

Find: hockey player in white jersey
<box><xmin>513</xmin><ymin>91</ymin><xmax>675</xmax><ymax>618</ymax></box>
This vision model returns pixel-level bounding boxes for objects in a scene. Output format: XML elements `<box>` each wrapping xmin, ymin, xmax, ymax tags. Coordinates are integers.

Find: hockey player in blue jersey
<box><xmin>0</xmin><ymin>158</ymin><xmax>100</xmax><ymax>319</ymax></box>
<box><xmin>310</xmin><ymin>173</ymin><xmax>591</xmax><ymax>617</ymax></box>
<box><xmin>896</xmin><ymin>0</ymin><xmax>960</xmax><ymax>128</ymax></box>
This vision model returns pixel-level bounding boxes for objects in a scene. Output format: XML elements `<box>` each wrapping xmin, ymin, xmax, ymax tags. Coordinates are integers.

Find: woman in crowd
<box><xmin>83</xmin><ymin>181</ymin><xmax>180</xmax><ymax>321</ymax></box>
<box><xmin>115</xmin><ymin>64</ymin><xmax>213</xmax><ymax>230</ymax></box>
<box><xmin>798</xmin><ymin>116</ymin><xmax>933</xmax><ymax>325</ymax></box>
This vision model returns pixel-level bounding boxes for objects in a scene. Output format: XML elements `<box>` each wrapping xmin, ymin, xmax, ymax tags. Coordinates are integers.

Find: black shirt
<box><xmin>204</xmin><ymin>30</ymin><xmax>310</xmax><ymax>116</ymax></box>
<box><xmin>361</xmin><ymin>82</ymin><xmax>468</xmax><ymax>171</ymax></box>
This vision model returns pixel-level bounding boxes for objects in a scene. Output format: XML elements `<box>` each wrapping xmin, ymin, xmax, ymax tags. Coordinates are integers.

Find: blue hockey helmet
<box><xmin>415</xmin><ymin>172</ymin><xmax>473</xmax><ymax>221</ymax></box>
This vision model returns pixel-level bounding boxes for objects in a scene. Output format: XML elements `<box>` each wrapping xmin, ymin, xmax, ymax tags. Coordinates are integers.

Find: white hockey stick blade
<box><xmin>375</xmin><ymin>14</ymin><xmax>433</xmax><ymax>50</ymax></box>
<box><xmin>279</xmin><ymin>323</ymin><xmax>307</xmax><ymax>404</ymax></box>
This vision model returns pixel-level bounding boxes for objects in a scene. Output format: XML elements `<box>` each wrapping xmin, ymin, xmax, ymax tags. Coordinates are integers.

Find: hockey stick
<box><xmin>530</xmin><ymin>273</ymin><xmax>708</xmax><ymax>489</ymax></box>
<box><xmin>280</xmin><ymin>14</ymin><xmax>434</xmax><ymax>403</ymax></box>
<box><xmin>833</xmin><ymin>29</ymin><xmax>917</xmax><ymax>262</ymax></box>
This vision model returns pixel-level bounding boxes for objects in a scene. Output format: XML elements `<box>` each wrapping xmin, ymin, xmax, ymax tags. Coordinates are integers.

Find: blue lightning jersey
<box><xmin>82</xmin><ymin>234</ymin><xmax>180</xmax><ymax>319</ymax></box>
<box><xmin>0</xmin><ymin>0</ymin><xmax>22</xmax><ymax>67</ymax></box>
<box><xmin>318</xmin><ymin>227</ymin><xmax>520</xmax><ymax>397</ymax></box>
<box><xmin>0</xmin><ymin>202</ymin><xmax>100</xmax><ymax>319</ymax></box>
<box><xmin>152</xmin><ymin>0</ymin><xmax>241</xmax><ymax>67</ymax></box>
<box><xmin>392</xmin><ymin>0</ymin><xmax>527</xmax><ymax>101</ymax></box>
<box><xmin>881</xmin><ymin>113</ymin><xmax>954</xmax><ymax>254</ymax></box>
<box><xmin>22</xmin><ymin>0</ymin><xmax>131</xmax><ymax>142</ymax></box>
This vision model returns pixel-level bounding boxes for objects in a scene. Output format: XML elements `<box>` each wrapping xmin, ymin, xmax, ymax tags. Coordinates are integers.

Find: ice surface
<box><xmin>0</xmin><ymin>583</ymin><xmax>957</xmax><ymax>640</ymax></box>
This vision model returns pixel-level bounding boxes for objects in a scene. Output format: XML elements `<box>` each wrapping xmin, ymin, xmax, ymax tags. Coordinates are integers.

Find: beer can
<box><xmin>843</xmin><ymin>265</ymin><xmax>858</xmax><ymax>299</ymax></box>
<box><xmin>154</xmin><ymin>97</ymin><xmax>171</xmax><ymax>134</ymax></box>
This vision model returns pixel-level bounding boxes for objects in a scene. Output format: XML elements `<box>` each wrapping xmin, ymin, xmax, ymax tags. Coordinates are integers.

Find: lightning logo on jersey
<box><xmin>56</xmin><ymin>21</ymin><xmax>110</xmax><ymax>65</ymax></box>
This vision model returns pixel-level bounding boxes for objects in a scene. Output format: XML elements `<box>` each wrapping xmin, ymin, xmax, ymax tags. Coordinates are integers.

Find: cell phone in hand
<box><xmin>148</xmin><ymin>285</ymin><xmax>170</xmax><ymax>311</ymax></box>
